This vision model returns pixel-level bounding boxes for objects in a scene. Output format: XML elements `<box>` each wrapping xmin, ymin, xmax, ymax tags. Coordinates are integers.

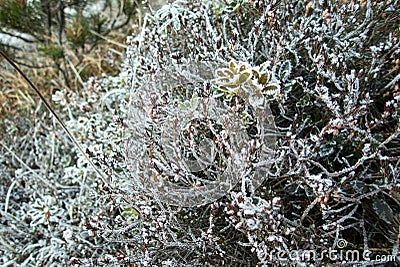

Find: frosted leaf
<box><xmin>263</xmin><ymin>83</ymin><xmax>280</xmax><ymax>95</ymax></box>
<box><xmin>52</xmin><ymin>90</ymin><xmax>68</xmax><ymax>106</ymax></box>
<box><xmin>238</xmin><ymin>71</ymin><xmax>252</xmax><ymax>84</ymax></box>
<box><xmin>278</xmin><ymin>60</ymin><xmax>292</xmax><ymax>82</ymax></box>
<box><xmin>125</xmin><ymin>62</ymin><xmax>276</xmax><ymax>207</ymax></box>
<box><xmin>155</xmin><ymin>1</ymin><xmax>192</xmax><ymax>32</ymax></box>
<box><xmin>27</xmin><ymin>196</ymin><xmax>61</xmax><ymax>227</ymax></box>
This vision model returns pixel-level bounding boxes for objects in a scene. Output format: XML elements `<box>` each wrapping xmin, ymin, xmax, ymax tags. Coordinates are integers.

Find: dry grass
<box><xmin>0</xmin><ymin>28</ymin><xmax>129</xmax><ymax>116</ymax></box>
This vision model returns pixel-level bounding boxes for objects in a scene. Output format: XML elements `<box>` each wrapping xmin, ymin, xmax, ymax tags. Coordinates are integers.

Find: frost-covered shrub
<box><xmin>1</xmin><ymin>0</ymin><xmax>399</xmax><ymax>266</ymax></box>
<box><xmin>120</xmin><ymin>0</ymin><xmax>400</xmax><ymax>265</ymax></box>
<box><xmin>0</xmin><ymin>72</ymin><xmax>131</xmax><ymax>266</ymax></box>
<box><xmin>125</xmin><ymin>60</ymin><xmax>277</xmax><ymax>207</ymax></box>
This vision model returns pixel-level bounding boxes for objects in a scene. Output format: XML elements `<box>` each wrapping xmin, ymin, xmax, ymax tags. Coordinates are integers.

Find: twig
<box><xmin>0</xmin><ymin>50</ymin><xmax>111</xmax><ymax>187</ymax></box>
<box><xmin>0</xmin><ymin>140</ymin><xmax>56</xmax><ymax>191</ymax></box>
<box><xmin>89</xmin><ymin>30</ymin><xmax>128</xmax><ymax>49</ymax></box>
<box><xmin>66</xmin><ymin>56</ymin><xmax>85</xmax><ymax>88</ymax></box>
<box><xmin>4</xmin><ymin>179</ymin><xmax>17</xmax><ymax>214</ymax></box>
<box><xmin>300</xmin><ymin>197</ymin><xmax>319</xmax><ymax>224</ymax></box>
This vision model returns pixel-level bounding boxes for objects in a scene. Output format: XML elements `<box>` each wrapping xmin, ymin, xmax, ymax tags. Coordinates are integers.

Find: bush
<box><xmin>1</xmin><ymin>0</ymin><xmax>399</xmax><ymax>266</ymax></box>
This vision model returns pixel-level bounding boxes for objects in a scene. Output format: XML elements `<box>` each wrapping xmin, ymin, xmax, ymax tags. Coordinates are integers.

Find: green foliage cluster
<box><xmin>0</xmin><ymin>0</ymin><xmax>45</xmax><ymax>37</ymax></box>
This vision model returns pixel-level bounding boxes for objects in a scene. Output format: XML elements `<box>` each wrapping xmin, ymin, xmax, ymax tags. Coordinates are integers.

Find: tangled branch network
<box><xmin>126</xmin><ymin>62</ymin><xmax>277</xmax><ymax>206</ymax></box>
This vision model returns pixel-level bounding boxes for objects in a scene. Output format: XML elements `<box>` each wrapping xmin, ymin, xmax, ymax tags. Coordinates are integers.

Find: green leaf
<box><xmin>296</xmin><ymin>94</ymin><xmax>311</xmax><ymax>107</ymax></box>
<box><xmin>223</xmin><ymin>83</ymin><xmax>240</xmax><ymax>89</ymax></box>
<box><xmin>215</xmin><ymin>77</ymin><xmax>231</xmax><ymax>84</ymax></box>
<box><xmin>259</xmin><ymin>61</ymin><xmax>270</xmax><ymax>72</ymax></box>
<box><xmin>267</xmin><ymin>115</ymin><xmax>275</xmax><ymax>124</ymax></box>
<box><xmin>252</xmin><ymin>69</ymin><xmax>260</xmax><ymax>79</ymax></box>
<box><xmin>122</xmin><ymin>207</ymin><xmax>140</xmax><ymax>220</ymax></box>
<box><xmin>258</xmin><ymin>72</ymin><xmax>270</xmax><ymax>85</ymax></box>
<box><xmin>263</xmin><ymin>83</ymin><xmax>280</xmax><ymax>92</ymax></box>
<box><xmin>216</xmin><ymin>68</ymin><xmax>234</xmax><ymax>78</ymax></box>
<box><xmin>229</xmin><ymin>61</ymin><xmax>236</xmax><ymax>70</ymax></box>
<box><xmin>238</xmin><ymin>72</ymin><xmax>251</xmax><ymax>84</ymax></box>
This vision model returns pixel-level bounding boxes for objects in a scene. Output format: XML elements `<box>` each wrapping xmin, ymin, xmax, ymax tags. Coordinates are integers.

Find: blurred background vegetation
<box><xmin>0</xmin><ymin>0</ymin><xmax>144</xmax><ymax>116</ymax></box>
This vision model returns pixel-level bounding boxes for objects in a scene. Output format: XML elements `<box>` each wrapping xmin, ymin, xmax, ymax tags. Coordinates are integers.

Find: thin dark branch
<box><xmin>0</xmin><ymin>49</ymin><xmax>110</xmax><ymax>187</ymax></box>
